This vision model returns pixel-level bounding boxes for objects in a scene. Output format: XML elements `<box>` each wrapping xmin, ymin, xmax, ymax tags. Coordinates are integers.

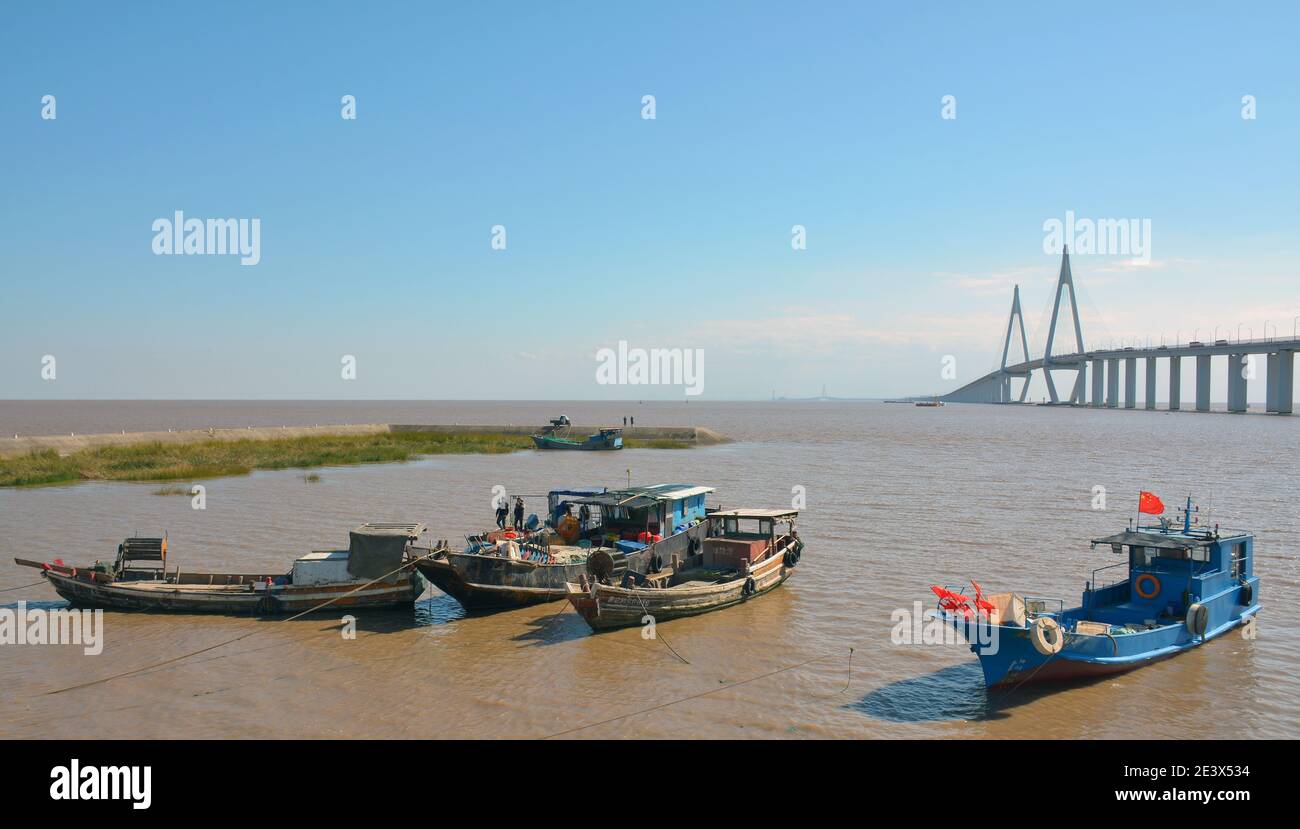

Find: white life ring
<box><xmin>1185</xmin><ymin>602</ymin><xmax>1209</xmax><ymax>636</ymax></box>
<box><xmin>1030</xmin><ymin>616</ymin><xmax>1065</xmax><ymax>656</ymax></box>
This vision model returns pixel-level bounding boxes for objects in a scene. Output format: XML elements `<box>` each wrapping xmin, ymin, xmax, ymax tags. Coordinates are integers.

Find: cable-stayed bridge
<box><xmin>940</xmin><ymin>249</ymin><xmax>1298</xmax><ymax>413</ymax></box>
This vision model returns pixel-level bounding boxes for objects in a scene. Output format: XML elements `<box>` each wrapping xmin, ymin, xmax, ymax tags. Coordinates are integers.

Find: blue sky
<box><xmin>2</xmin><ymin>1</ymin><xmax>1297</xmax><ymax>399</ymax></box>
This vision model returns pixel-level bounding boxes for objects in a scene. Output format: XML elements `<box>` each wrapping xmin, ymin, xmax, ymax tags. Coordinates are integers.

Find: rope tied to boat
<box><xmin>627</xmin><ymin>580</ymin><xmax>690</xmax><ymax>665</ymax></box>
<box><xmin>0</xmin><ymin>579</ymin><xmax>48</xmax><ymax>593</ymax></box>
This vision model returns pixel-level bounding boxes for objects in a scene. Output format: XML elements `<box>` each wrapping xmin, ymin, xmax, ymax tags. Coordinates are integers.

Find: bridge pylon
<box><xmin>1041</xmin><ymin>246</ymin><xmax>1086</xmax><ymax>404</ymax></box>
<box><xmin>999</xmin><ymin>284</ymin><xmax>1032</xmax><ymax>402</ymax></box>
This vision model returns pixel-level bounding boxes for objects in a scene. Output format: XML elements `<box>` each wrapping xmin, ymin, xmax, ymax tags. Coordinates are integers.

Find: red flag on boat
<box><xmin>1138</xmin><ymin>491</ymin><xmax>1165</xmax><ymax>515</ymax></box>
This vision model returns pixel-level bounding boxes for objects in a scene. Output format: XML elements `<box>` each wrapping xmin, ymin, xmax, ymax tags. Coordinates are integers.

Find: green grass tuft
<box><xmin>1</xmin><ymin>432</ymin><xmax>533</xmax><ymax>488</ymax></box>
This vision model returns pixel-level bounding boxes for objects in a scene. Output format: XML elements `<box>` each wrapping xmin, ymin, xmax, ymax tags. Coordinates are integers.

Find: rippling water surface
<box><xmin>1</xmin><ymin>400</ymin><xmax>1295</xmax><ymax>738</ymax></box>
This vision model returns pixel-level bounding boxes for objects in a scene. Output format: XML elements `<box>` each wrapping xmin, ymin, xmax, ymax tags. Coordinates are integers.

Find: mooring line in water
<box><xmin>0</xmin><ymin>580</ymin><xmax>48</xmax><ymax>593</ymax></box>
<box><xmin>628</xmin><ymin>584</ymin><xmax>690</xmax><ymax>665</ymax></box>
<box><xmin>43</xmin><ymin>551</ymin><xmax>440</xmax><ymax>697</ymax></box>
<box><xmin>540</xmin><ymin>651</ymin><xmax>838</xmax><ymax>739</ymax></box>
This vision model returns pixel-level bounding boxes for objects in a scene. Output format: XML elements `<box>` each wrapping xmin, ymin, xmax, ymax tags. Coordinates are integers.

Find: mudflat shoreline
<box><xmin>0</xmin><ymin>424</ymin><xmax>728</xmax><ymax>487</ymax></box>
<box><xmin>1</xmin><ymin>423</ymin><xmax>728</xmax><ymax>459</ymax></box>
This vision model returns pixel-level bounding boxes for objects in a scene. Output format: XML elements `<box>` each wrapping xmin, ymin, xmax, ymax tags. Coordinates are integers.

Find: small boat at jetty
<box><xmin>15</xmin><ymin>523</ymin><xmax>430</xmax><ymax>614</ymax></box>
<box><xmin>935</xmin><ymin>496</ymin><xmax>1260</xmax><ymax>689</ymax></box>
<box><xmin>531</xmin><ymin>415</ymin><xmax>623</xmax><ymax>450</ymax></box>
<box><xmin>415</xmin><ymin>485</ymin><xmax>713</xmax><ymax>610</ymax></box>
<box><xmin>565</xmin><ymin>508</ymin><xmax>802</xmax><ymax>631</ymax></box>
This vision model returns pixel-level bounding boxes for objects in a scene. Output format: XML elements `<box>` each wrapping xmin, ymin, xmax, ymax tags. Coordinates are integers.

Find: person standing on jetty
<box><xmin>494</xmin><ymin>494</ymin><xmax>508</xmax><ymax>530</ymax></box>
<box><xmin>513</xmin><ymin>497</ymin><xmax>525</xmax><ymax>532</ymax></box>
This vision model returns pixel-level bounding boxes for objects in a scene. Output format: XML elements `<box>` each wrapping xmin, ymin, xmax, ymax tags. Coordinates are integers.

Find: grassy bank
<box><xmin>0</xmin><ymin>431</ymin><xmax>691</xmax><ymax>487</ymax></box>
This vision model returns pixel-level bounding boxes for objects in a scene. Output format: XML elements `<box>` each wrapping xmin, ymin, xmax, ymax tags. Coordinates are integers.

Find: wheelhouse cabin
<box><xmin>1082</xmin><ymin>526</ymin><xmax>1256</xmax><ymax>629</ymax></box>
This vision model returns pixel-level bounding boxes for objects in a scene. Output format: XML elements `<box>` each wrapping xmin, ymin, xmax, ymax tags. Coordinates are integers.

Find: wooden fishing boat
<box><xmin>565</xmin><ymin>509</ymin><xmax>802</xmax><ymax>631</ymax></box>
<box><xmin>416</xmin><ymin>485</ymin><xmax>712</xmax><ymax>611</ymax></box>
<box><xmin>936</xmin><ymin>496</ymin><xmax>1261</xmax><ymax>690</ymax></box>
<box><xmin>14</xmin><ymin>523</ymin><xmax>430</xmax><ymax>615</ymax></box>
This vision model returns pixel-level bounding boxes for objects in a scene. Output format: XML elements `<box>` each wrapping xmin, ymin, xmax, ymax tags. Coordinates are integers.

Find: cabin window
<box><xmin>1189</xmin><ymin>545</ymin><xmax>1209</xmax><ymax>563</ymax></box>
<box><xmin>1230</xmin><ymin>543</ymin><xmax>1245</xmax><ymax>578</ymax></box>
<box><xmin>719</xmin><ymin>517</ymin><xmax>770</xmax><ymax>538</ymax></box>
<box><xmin>1131</xmin><ymin>546</ymin><xmax>1155</xmax><ymax>567</ymax></box>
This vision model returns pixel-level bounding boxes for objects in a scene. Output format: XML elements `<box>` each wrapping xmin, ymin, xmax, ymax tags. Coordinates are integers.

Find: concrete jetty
<box><xmin>1</xmin><ymin>423</ymin><xmax>729</xmax><ymax>458</ymax></box>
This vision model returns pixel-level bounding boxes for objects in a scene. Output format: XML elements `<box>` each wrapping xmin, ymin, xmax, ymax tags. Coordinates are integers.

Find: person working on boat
<box><xmin>578</xmin><ymin>503</ymin><xmax>591</xmax><ymax>533</ymax></box>
<box><xmin>513</xmin><ymin>497</ymin><xmax>525</xmax><ymax>532</ymax></box>
<box><xmin>494</xmin><ymin>495</ymin><xmax>508</xmax><ymax>530</ymax></box>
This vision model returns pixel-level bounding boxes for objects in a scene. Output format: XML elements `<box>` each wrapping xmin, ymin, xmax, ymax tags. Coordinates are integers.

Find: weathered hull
<box><xmin>416</xmin><ymin>547</ymin><xmax>654</xmax><ymax>611</ymax></box>
<box><xmin>566</xmin><ymin>547</ymin><xmax>792</xmax><ymax>631</ymax></box>
<box><xmin>42</xmin><ymin>570</ymin><xmax>423</xmax><ymax>615</ymax></box>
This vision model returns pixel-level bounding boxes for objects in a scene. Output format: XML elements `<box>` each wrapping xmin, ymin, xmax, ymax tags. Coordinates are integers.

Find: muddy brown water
<box><xmin>1</xmin><ymin>400</ymin><xmax>1295</xmax><ymax>738</ymax></box>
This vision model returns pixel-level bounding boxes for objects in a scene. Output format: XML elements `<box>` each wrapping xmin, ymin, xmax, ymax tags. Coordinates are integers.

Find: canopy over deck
<box><xmin>566</xmin><ymin>484</ymin><xmax>714</xmax><ymax>510</ymax></box>
<box><xmin>1090</xmin><ymin>530</ymin><xmax>1211</xmax><ymax>550</ymax></box>
<box><xmin>710</xmin><ymin>509</ymin><xmax>799</xmax><ymax>521</ymax></box>
<box><xmin>348</xmin><ymin>522</ymin><xmax>427</xmax><ymax>579</ymax></box>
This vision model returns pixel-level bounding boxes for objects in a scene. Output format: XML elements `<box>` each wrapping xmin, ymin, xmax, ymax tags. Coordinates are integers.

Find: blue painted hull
<box><xmin>949</xmin><ymin>578</ymin><xmax>1260</xmax><ymax>689</ymax></box>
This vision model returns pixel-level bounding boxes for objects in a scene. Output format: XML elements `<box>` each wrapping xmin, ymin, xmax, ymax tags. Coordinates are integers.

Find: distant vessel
<box><xmin>915</xmin><ymin>398</ymin><xmax>944</xmax><ymax>407</ymax></box>
<box><xmin>531</xmin><ymin>416</ymin><xmax>623</xmax><ymax>450</ymax></box>
<box><xmin>934</xmin><ymin>496</ymin><xmax>1260</xmax><ymax>689</ymax></box>
<box><xmin>15</xmin><ymin>524</ymin><xmax>428</xmax><ymax>614</ymax></box>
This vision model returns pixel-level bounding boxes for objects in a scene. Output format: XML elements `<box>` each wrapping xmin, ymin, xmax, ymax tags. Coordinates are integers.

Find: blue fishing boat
<box><xmin>936</xmin><ymin>496</ymin><xmax>1261</xmax><ymax>690</ymax></box>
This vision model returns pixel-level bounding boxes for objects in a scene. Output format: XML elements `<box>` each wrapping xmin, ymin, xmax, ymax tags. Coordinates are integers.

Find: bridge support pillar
<box><xmin>1072</xmin><ymin>367</ymin><xmax>1087</xmax><ymax>404</ymax></box>
<box><xmin>1227</xmin><ymin>354</ymin><xmax>1248</xmax><ymax>412</ymax></box>
<box><xmin>1144</xmin><ymin>357</ymin><xmax>1157</xmax><ymax>409</ymax></box>
<box><xmin>1267</xmin><ymin>351</ymin><xmax>1293</xmax><ymax>414</ymax></box>
<box><xmin>1124</xmin><ymin>357</ymin><xmax>1137</xmax><ymax>408</ymax></box>
<box><xmin>1000</xmin><ymin>375</ymin><xmax>1010</xmax><ymax>403</ymax></box>
<box><xmin>1281</xmin><ymin>351</ymin><xmax>1295</xmax><ymax>414</ymax></box>
<box><xmin>1195</xmin><ymin>354</ymin><xmax>1211</xmax><ymax>411</ymax></box>
<box><xmin>1106</xmin><ymin>358</ymin><xmax>1119</xmax><ymax>408</ymax></box>
<box><xmin>1091</xmin><ymin>359</ymin><xmax>1103</xmax><ymax>407</ymax></box>
<box><xmin>1169</xmin><ymin>356</ymin><xmax>1181</xmax><ymax>410</ymax></box>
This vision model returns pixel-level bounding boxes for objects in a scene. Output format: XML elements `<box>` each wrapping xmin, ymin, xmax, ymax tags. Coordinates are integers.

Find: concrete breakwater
<box><xmin>1</xmin><ymin>423</ymin><xmax>729</xmax><ymax>458</ymax></box>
